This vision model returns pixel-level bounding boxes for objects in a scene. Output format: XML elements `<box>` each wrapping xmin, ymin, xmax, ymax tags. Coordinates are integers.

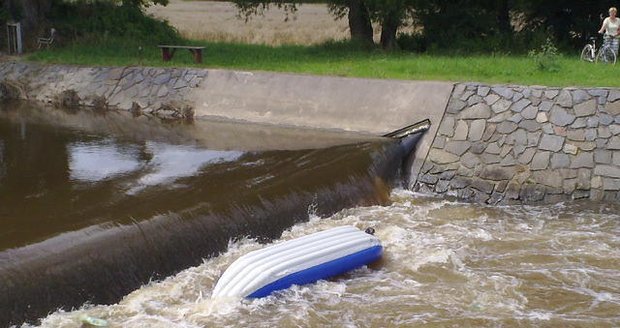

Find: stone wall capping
<box><xmin>460</xmin><ymin>90</ymin><xmax>474</xmax><ymax>101</ymax></box>
<box><xmin>477</xmin><ymin>86</ymin><xmax>490</xmax><ymax>97</ymax></box>
<box><xmin>572</xmin><ymin>89</ymin><xmax>591</xmax><ymax>104</ymax></box>
<box><xmin>608</xmin><ymin>90</ymin><xmax>620</xmax><ymax>102</ymax></box>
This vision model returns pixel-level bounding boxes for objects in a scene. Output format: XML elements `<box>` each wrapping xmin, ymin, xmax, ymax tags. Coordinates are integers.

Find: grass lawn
<box><xmin>27</xmin><ymin>40</ymin><xmax>617</xmax><ymax>88</ymax></box>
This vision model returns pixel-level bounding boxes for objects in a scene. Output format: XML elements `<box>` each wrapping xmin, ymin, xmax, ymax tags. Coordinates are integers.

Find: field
<box><xmin>145</xmin><ymin>0</ymin><xmax>359</xmax><ymax>45</ymax></box>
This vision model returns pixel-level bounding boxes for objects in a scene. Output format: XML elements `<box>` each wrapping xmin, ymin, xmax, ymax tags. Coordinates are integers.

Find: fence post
<box><xmin>6</xmin><ymin>22</ymin><xmax>23</xmax><ymax>55</ymax></box>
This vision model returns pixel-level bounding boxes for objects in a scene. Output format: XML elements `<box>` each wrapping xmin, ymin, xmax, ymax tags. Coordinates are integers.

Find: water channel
<box><xmin>1</xmin><ymin>101</ymin><xmax>619</xmax><ymax>327</ymax></box>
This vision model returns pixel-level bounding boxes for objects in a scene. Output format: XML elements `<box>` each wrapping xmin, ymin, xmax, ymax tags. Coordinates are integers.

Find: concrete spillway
<box><xmin>0</xmin><ymin>102</ymin><xmax>426</xmax><ymax>326</ymax></box>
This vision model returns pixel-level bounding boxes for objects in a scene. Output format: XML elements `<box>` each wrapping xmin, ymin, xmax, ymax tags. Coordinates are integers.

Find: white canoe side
<box><xmin>211</xmin><ymin>226</ymin><xmax>382</xmax><ymax>298</ymax></box>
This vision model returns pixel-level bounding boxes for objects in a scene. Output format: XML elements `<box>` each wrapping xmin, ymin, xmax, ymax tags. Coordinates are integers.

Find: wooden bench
<box><xmin>158</xmin><ymin>45</ymin><xmax>205</xmax><ymax>64</ymax></box>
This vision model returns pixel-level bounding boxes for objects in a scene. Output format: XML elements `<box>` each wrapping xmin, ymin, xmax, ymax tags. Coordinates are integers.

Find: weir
<box><xmin>3</xmin><ymin>62</ymin><xmax>620</xmax><ymax>204</ymax></box>
<box><xmin>0</xmin><ymin>61</ymin><xmax>452</xmax><ymax>189</ymax></box>
<box><xmin>3</xmin><ymin>60</ymin><xmax>619</xmax><ymax>325</ymax></box>
<box><xmin>0</xmin><ymin>102</ymin><xmax>427</xmax><ymax>326</ymax></box>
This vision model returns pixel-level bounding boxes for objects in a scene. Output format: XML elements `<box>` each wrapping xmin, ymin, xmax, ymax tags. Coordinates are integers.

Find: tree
<box><xmin>234</xmin><ymin>0</ymin><xmax>375</xmax><ymax>45</ymax></box>
<box><xmin>328</xmin><ymin>0</ymin><xmax>374</xmax><ymax>44</ymax></box>
<box><xmin>411</xmin><ymin>0</ymin><xmax>503</xmax><ymax>50</ymax></box>
<box><xmin>59</xmin><ymin>0</ymin><xmax>169</xmax><ymax>6</ymax></box>
<box><xmin>515</xmin><ymin>0</ymin><xmax>609</xmax><ymax>48</ymax></box>
<box><xmin>1</xmin><ymin>0</ymin><xmax>171</xmax><ymax>50</ymax></box>
<box><xmin>364</xmin><ymin>0</ymin><xmax>412</xmax><ymax>50</ymax></box>
<box><xmin>234</xmin><ymin>0</ymin><xmax>418</xmax><ymax>50</ymax></box>
<box><xmin>330</xmin><ymin>0</ymin><xmax>411</xmax><ymax>49</ymax></box>
<box><xmin>495</xmin><ymin>0</ymin><xmax>512</xmax><ymax>35</ymax></box>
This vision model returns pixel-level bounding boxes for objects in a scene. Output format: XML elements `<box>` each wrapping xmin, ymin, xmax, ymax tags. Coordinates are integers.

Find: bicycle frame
<box><xmin>581</xmin><ymin>35</ymin><xmax>617</xmax><ymax>64</ymax></box>
<box><xmin>597</xmin><ymin>35</ymin><xmax>617</xmax><ymax>64</ymax></box>
<box><xmin>581</xmin><ymin>37</ymin><xmax>597</xmax><ymax>62</ymax></box>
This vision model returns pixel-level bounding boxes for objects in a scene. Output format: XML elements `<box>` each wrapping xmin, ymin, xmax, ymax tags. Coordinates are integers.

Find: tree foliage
<box><xmin>58</xmin><ymin>0</ymin><xmax>168</xmax><ymax>7</ymax></box>
<box><xmin>231</xmin><ymin>0</ymin><xmax>615</xmax><ymax>53</ymax></box>
<box><xmin>0</xmin><ymin>0</ymin><xmax>177</xmax><ymax>50</ymax></box>
<box><xmin>3</xmin><ymin>0</ymin><xmax>615</xmax><ymax>53</ymax></box>
<box><xmin>48</xmin><ymin>0</ymin><xmax>179</xmax><ymax>44</ymax></box>
<box><xmin>515</xmin><ymin>0</ymin><xmax>609</xmax><ymax>48</ymax></box>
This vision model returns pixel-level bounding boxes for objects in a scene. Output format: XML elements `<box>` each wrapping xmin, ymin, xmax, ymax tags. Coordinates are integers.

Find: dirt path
<box><xmin>146</xmin><ymin>0</ymin><xmax>353</xmax><ymax>45</ymax></box>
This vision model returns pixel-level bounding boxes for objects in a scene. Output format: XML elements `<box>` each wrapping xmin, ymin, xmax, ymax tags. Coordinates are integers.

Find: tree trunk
<box><xmin>380</xmin><ymin>12</ymin><xmax>399</xmax><ymax>51</ymax></box>
<box><xmin>496</xmin><ymin>0</ymin><xmax>511</xmax><ymax>34</ymax></box>
<box><xmin>346</xmin><ymin>0</ymin><xmax>373</xmax><ymax>44</ymax></box>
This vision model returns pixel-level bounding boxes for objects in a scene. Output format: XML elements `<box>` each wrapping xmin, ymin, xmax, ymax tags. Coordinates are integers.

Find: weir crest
<box><xmin>1</xmin><ymin>61</ymin><xmax>619</xmax><ymax>203</ymax></box>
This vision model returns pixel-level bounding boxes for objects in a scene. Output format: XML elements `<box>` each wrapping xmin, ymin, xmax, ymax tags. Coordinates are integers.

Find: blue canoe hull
<box><xmin>248</xmin><ymin>245</ymin><xmax>383</xmax><ymax>298</ymax></box>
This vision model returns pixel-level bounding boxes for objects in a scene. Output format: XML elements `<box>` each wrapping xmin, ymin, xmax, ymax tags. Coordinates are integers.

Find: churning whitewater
<box><xmin>27</xmin><ymin>190</ymin><xmax>620</xmax><ymax>328</ymax></box>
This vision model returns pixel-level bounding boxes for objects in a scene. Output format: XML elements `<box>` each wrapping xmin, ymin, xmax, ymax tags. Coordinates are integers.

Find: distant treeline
<box><xmin>234</xmin><ymin>0</ymin><xmax>613</xmax><ymax>52</ymax></box>
<box><xmin>0</xmin><ymin>0</ymin><xmax>613</xmax><ymax>53</ymax></box>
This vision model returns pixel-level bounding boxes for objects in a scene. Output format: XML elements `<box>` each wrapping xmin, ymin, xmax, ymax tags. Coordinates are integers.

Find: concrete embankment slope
<box><xmin>0</xmin><ymin>62</ymin><xmax>452</xmax><ymax>135</ymax></box>
<box><xmin>191</xmin><ymin>69</ymin><xmax>452</xmax><ymax>188</ymax></box>
<box><xmin>192</xmin><ymin>69</ymin><xmax>450</xmax><ymax>135</ymax></box>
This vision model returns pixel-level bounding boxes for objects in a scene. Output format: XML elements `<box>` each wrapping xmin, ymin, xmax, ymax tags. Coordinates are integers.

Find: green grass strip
<box><xmin>27</xmin><ymin>40</ymin><xmax>617</xmax><ymax>88</ymax></box>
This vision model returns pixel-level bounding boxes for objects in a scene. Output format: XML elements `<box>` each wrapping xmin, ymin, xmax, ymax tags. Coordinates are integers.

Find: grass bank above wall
<box><xmin>27</xmin><ymin>40</ymin><xmax>619</xmax><ymax>88</ymax></box>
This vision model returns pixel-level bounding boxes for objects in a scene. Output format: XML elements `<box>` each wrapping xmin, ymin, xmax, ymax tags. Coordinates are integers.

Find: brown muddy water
<box><xmin>1</xmin><ymin>102</ymin><xmax>619</xmax><ymax>328</ymax></box>
<box><xmin>27</xmin><ymin>194</ymin><xmax>620</xmax><ymax>328</ymax></box>
<box><xmin>0</xmin><ymin>100</ymin><xmax>405</xmax><ymax>327</ymax></box>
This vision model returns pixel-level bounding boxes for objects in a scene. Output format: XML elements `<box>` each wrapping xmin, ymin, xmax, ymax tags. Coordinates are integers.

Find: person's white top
<box><xmin>603</xmin><ymin>17</ymin><xmax>620</xmax><ymax>37</ymax></box>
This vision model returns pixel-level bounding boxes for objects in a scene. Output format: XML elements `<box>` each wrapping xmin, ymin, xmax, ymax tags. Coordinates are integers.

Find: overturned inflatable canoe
<box><xmin>211</xmin><ymin>226</ymin><xmax>382</xmax><ymax>298</ymax></box>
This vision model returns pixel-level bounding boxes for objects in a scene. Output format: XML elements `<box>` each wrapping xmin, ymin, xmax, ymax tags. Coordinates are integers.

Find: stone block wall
<box><xmin>0</xmin><ymin>62</ymin><xmax>206</xmax><ymax>116</ymax></box>
<box><xmin>415</xmin><ymin>83</ymin><xmax>620</xmax><ymax>204</ymax></box>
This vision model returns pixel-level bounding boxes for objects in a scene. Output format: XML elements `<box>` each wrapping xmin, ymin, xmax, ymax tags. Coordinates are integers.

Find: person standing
<box><xmin>599</xmin><ymin>7</ymin><xmax>620</xmax><ymax>55</ymax></box>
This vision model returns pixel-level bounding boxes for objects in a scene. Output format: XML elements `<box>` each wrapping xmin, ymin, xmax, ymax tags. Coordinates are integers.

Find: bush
<box><xmin>396</xmin><ymin>31</ymin><xmax>545</xmax><ymax>55</ymax></box>
<box><xmin>48</xmin><ymin>1</ymin><xmax>180</xmax><ymax>46</ymax></box>
<box><xmin>315</xmin><ymin>38</ymin><xmax>377</xmax><ymax>52</ymax></box>
<box><xmin>528</xmin><ymin>37</ymin><xmax>560</xmax><ymax>72</ymax></box>
<box><xmin>396</xmin><ymin>33</ymin><xmax>427</xmax><ymax>53</ymax></box>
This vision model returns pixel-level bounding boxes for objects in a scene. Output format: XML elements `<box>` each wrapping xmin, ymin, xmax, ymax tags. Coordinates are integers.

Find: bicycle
<box><xmin>581</xmin><ymin>35</ymin><xmax>617</xmax><ymax>64</ymax></box>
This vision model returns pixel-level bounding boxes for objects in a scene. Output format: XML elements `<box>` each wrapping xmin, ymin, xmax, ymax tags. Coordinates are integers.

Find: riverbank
<box><xmin>2</xmin><ymin>61</ymin><xmax>619</xmax><ymax>204</ymax></box>
<box><xmin>27</xmin><ymin>41</ymin><xmax>618</xmax><ymax>88</ymax></box>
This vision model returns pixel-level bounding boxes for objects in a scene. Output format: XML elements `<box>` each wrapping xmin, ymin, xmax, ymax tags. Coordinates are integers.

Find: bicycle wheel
<box><xmin>581</xmin><ymin>44</ymin><xmax>595</xmax><ymax>62</ymax></box>
<box><xmin>596</xmin><ymin>46</ymin><xmax>617</xmax><ymax>65</ymax></box>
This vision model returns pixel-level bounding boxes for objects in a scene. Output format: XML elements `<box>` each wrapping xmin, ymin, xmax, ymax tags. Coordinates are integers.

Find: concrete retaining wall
<box><xmin>414</xmin><ymin>83</ymin><xmax>620</xmax><ymax>204</ymax></box>
<box><xmin>0</xmin><ymin>61</ymin><xmax>452</xmax><ymax>135</ymax></box>
<box><xmin>191</xmin><ymin>69</ymin><xmax>452</xmax><ymax>135</ymax></box>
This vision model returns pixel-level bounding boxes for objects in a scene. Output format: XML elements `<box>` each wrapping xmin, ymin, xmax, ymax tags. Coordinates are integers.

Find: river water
<box><xmin>1</xmin><ymin>102</ymin><xmax>619</xmax><ymax>327</ymax></box>
<box><xmin>24</xmin><ymin>192</ymin><xmax>619</xmax><ymax>328</ymax></box>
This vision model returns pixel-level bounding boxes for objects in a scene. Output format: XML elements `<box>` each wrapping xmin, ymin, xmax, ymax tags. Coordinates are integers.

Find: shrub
<box><xmin>528</xmin><ymin>37</ymin><xmax>560</xmax><ymax>72</ymax></box>
<box><xmin>48</xmin><ymin>1</ymin><xmax>180</xmax><ymax>46</ymax></box>
<box><xmin>396</xmin><ymin>33</ymin><xmax>427</xmax><ymax>53</ymax></box>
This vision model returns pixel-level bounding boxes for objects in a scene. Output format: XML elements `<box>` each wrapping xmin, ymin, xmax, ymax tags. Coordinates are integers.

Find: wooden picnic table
<box><xmin>158</xmin><ymin>45</ymin><xmax>205</xmax><ymax>64</ymax></box>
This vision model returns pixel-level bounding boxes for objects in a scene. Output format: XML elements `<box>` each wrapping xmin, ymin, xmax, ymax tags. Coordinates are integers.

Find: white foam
<box><xmin>30</xmin><ymin>188</ymin><xmax>620</xmax><ymax>328</ymax></box>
